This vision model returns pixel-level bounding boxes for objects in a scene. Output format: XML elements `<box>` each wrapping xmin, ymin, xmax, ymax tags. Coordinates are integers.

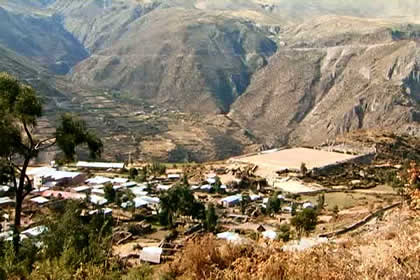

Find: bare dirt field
<box><xmin>231</xmin><ymin>148</ymin><xmax>360</xmax><ymax>178</ymax></box>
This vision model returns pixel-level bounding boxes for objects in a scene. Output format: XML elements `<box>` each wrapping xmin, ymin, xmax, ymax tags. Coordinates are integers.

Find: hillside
<box><xmin>230</xmin><ymin>18</ymin><xmax>420</xmax><ymax>147</ymax></box>
<box><xmin>0</xmin><ymin>5</ymin><xmax>88</xmax><ymax>74</ymax></box>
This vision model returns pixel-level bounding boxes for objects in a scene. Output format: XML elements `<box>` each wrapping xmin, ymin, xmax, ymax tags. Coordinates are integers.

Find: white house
<box><xmin>200</xmin><ymin>184</ymin><xmax>213</xmax><ymax>192</ymax></box>
<box><xmin>167</xmin><ymin>174</ymin><xmax>181</xmax><ymax>180</ymax></box>
<box><xmin>76</xmin><ymin>161</ymin><xmax>124</xmax><ymax>170</ymax></box>
<box><xmin>0</xmin><ymin>197</ymin><xmax>13</xmax><ymax>207</ymax></box>
<box><xmin>28</xmin><ymin>167</ymin><xmax>85</xmax><ymax>188</ymax></box>
<box><xmin>140</xmin><ymin>247</ymin><xmax>163</xmax><ymax>264</ymax></box>
<box><xmin>262</xmin><ymin>230</ymin><xmax>278</xmax><ymax>240</ymax></box>
<box><xmin>86</xmin><ymin>176</ymin><xmax>112</xmax><ymax>185</ymax></box>
<box><xmin>303</xmin><ymin>202</ymin><xmax>315</xmax><ymax>209</ymax></box>
<box><xmin>30</xmin><ymin>196</ymin><xmax>49</xmax><ymax>205</ymax></box>
<box><xmin>89</xmin><ymin>195</ymin><xmax>108</xmax><ymax>206</ymax></box>
<box><xmin>216</xmin><ymin>232</ymin><xmax>243</xmax><ymax>243</ymax></box>
<box><xmin>220</xmin><ymin>195</ymin><xmax>242</xmax><ymax>207</ymax></box>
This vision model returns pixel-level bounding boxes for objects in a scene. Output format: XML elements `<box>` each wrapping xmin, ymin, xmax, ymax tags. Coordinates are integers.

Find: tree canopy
<box><xmin>0</xmin><ymin>72</ymin><xmax>103</xmax><ymax>252</ymax></box>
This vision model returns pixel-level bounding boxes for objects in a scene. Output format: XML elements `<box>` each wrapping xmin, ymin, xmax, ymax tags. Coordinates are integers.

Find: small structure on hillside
<box><xmin>220</xmin><ymin>195</ymin><xmax>242</xmax><ymax>207</ymax></box>
<box><xmin>140</xmin><ymin>247</ymin><xmax>163</xmax><ymax>264</ymax></box>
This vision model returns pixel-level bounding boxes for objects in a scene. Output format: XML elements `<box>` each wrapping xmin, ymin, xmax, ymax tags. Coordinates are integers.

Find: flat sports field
<box><xmin>232</xmin><ymin>148</ymin><xmax>359</xmax><ymax>178</ymax></box>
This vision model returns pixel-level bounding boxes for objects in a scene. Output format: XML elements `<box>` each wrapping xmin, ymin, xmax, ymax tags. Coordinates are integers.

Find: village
<box><xmin>0</xmin><ymin>144</ymin><xmax>404</xmax><ymax>265</ymax></box>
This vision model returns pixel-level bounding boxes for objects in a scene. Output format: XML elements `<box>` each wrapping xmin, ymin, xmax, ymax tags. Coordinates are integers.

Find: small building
<box><xmin>72</xmin><ymin>186</ymin><xmax>91</xmax><ymax>193</ymax></box>
<box><xmin>111</xmin><ymin>178</ymin><xmax>129</xmax><ymax>185</ymax></box>
<box><xmin>220</xmin><ymin>195</ymin><xmax>242</xmax><ymax>207</ymax></box>
<box><xmin>22</xmin><ymin>226</ymin><xmax>47</xmax><ymax>238</ymax></box>
<box><xmin>30</xmin><ymin>196</ymin><xmax>49</xmax><ymax>205</ymax></box>
<box><xmin>140</xmin><ymin>247</ymin><xmax>163</xmax><ymax>264</ymax></box>
<box><xmin>28</xmin><ymin>167</ymin><xmax>85</xmax><ymax>188</ymax></box>
<box><xmin>303</xmin><ymin>202</ymin><xmax>315</xmax><ymax>209</ymax></box>
<box><xmin>167</xmin><ymin>174</ymin><xmax>181</xmax><ymax>180</ymax></box>
<box><xmin>200</xmin><ymin>184</ymin><xmax>213</xmax><ymax>192</ymax></box>
<box><xmin>133</xmin><ymin>197</ymin><xmax>149</xmax><ymax>208</ymax></box>
<box><xmin>0</xmin><ymin>185</ymin><xmax>10</xmax><ymax>195</ymax></box>
<box><xmin>130</xmin><ymin>186</ymin><xmax>148</xmax><ymax>196</ymax></box>
<box><xmin>86</xmin><ymin>176</ymin><xmax>112</xmax><ymax>185</ymax></box>
<box><xmin>76</xmin><ymin>161</ymin><xmax>125</xmax><ymax>170</ymax></box>
<box><xmin>262</xmin><ymin>230</ymin><xmax>278</xmax><ymax>240</ymax></box>
<box><xmin>0</xmin><ymin>197</ymin><xmax>14</xmax><ymax>208</ymax></box>
<box><xmin>216</xmin><ymin>232</ymin><xmax>243</xmax><ymax>243</ymax></box>
<box><xmin>190</xmin><ymin>185</ymin><xmax>200</xmax><ymax>191</ymax></box>
<box><xmin>92</xmin><ymin>188</ymin><xmax>105</xmax><ymax>195</ymax></box>
<box><xmin>122</xmin><ymin>181</ymin><xmax>137</xmax><ymax>188</ymax></box>
<box><xmin>89</xmin><ymin>195</ymin><xmax>108</xmax><ymax>206</ymax></box>
<box><xmin>42</xmin><ymin>190</ymin><xmax>86</xmax><ymax>200</ymax></box>
<box><xmin>89</xmin><ymin>208</ymin><xmax>112</xmax><ymax>216</ymax></box>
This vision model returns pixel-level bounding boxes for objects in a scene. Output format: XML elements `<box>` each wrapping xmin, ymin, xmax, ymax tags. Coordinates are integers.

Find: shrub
<box><xmin>128</xmin><ymin>168</ymin><xmax>138</xmax><ymax>179</ymax></box>
<box><xmin>291</xmin><ymin>208</ymin><xmax>318</xmax><ymax>237</ymax></box>
<box><xmin>104</xmin><ymin>183</ymin><xmax>116</xmax><ymax>203</ymax></box>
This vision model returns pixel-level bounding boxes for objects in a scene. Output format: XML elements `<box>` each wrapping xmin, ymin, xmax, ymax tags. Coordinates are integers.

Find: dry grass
<box><xmin>160</xmin><ymin>208</ymin><xmax>420</xmax><ymax>280</ymax></box>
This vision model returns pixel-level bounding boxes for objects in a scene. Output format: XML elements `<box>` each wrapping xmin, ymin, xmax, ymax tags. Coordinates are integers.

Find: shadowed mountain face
<box><xmin>0</xmin><ymin>6</ymin><xmax>88</xmax><ymax>74</ymax></box>
<box><xmin>1</xmin><ymin>0</ymin><xmax>420</xmax><ymax>161</ymax></box>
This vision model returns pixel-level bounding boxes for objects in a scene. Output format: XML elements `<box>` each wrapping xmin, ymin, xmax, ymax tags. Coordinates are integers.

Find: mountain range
<box><xmin>1</xmin><ymin>0</ymin><xmax>420</xmax><ymax>161</ymax></box>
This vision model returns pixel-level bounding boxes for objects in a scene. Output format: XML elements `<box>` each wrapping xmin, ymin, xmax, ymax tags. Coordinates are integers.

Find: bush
<box><xmin>122</xmin><ymin>265</ymin><xmax>153</xmax><ymax>280</ymax></box>
<box><xmin>104</xmin><ymin>183</ymin><xmax>116</xmax><ymax>203</ymax></box>
<box><xmin>129</xmin><ymin>168</ymin><xmax>138</xmax><ymax>179</ymax></box>
<box><xmin>291</xmin><ymin>208</ymin><xmax>318</xmax><ymax>237</ymax></box>
<box><xmin>266</xmin><ymin>195</ymin><xmax>281</xmax><ymax>215</ymax></box>
<box><xmin>277</xmin><ymin>224</ymin><xmax>291</xmax><ymax>242</ymax></box>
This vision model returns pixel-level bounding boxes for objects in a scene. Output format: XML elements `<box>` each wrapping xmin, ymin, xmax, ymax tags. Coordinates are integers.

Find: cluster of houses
<box><xmin>1</xmin><ymin>160</ymin><xmax>321</xmax><ymax>263</ymax></box>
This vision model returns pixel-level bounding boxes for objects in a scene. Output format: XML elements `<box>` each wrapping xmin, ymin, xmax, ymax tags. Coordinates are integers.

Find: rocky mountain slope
<box><xmin>1</xmin><ymin>0</ymin><xmax>420</xmax><ymax>161</ymax></box>
<box><xmin>230</xmin><ymin>17</ymin><xmax>420</xmax><ymax>147</ymax></box>
<box><xmin>0</xmin><ymin>4</ymin><xmax>88</xmax><ymax>74</ymax></box>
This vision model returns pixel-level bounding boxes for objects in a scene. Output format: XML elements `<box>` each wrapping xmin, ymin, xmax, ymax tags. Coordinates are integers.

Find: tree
<box><xmin>300</xmin><ymin>162</ymin><xmax>308</xmax><ymax>176</ymax></box>
<box><xmin>266</xmin><ymin>195</ymin><xmax>281</xmax><ymax>215</ymax></box>
<box><xmin>240</xmin><ymin>194</ymin><xmax>251</xmax><ymax>215</ymax></box>
<box><xmin>277</xmin><ymin>224</ymin><xmax>291</xmax><ymax>242</ymax></box>
<box><xmin>128</xmin><ymin>168</ymin><xmax>138</xmax><ymax>179</ymax></box>
<box><xmin>291</xmin><ymin>208</ymin><xmax>318</xmax><ymax>237</ymax></box>
<box><xmin>0</xmin><ymin>73</ymin><xmax>103</xmax><ymax>252</ymax></box>
<box><xmin>204</xmin><ymin>203</ymin><xmax>218</xmax><ymax>232</ymax></box>
<box><xmin>159</xmin><ymin>184</ymin><xmax>204</xmax><ymax>228</ymax></box>
<box><xmin>317</xmin><ymin>193</ymin><xmax>325</xmax><ymax>211</ymax></box>
<box><xmin>332</xmin><ymin>205</ymin><xmax>339</xmax><ymax>221</ymax></box>
<box><xmin>104</xmin><ymin>183</ymin><xmax>116</xmax><ymax>203</ymax></box>
<box><xmin>182</xmin><ymin>174</ymin><xmax>189</xmax><ymax>187</ymax></box>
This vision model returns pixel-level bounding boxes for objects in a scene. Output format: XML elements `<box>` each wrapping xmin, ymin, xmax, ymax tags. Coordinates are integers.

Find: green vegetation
<box><xmin>266</xmin><ymin>194</ymin><xmax>282</xmax><ymax>215</ymax></box>
<box><xmin>0</xmin><ymin>201</ymin><xmax>152</xmax><ymax>279</ymax></box>
<box><xmin>239</xmin><ymin>194</ymin><xmax>251</xmax><ymax>215</ymax></box>
<box><xmin>128</xmin><ymin>168</ymin><xmax>138</xmax><ymax>179</ymax></box>
<box><xmin>0</xmin><ymin>73</ymin><xmax>103</xmax><ymax>252</ymax></box>
<box><xmin>159</xmin><ymin>184</ymin><xmax>205</xmax><ymax>228</ymax></box>
<box><xmin>204</xmin><ymin>203</ymin><xmax>218</xmax><ymax>233</ymax></box>
<box><xmin>148</xmin><ymin>162</ymin><xmax>166</xmax><ymax>176</ymax></box>
<box><xmin>291</xmin><ymin>208</ymin><xmax>318</xmax><ymax>237</ymax></box>
<box><xmin>277</xmin><ymin>224</ymin><xmax>291</xmax><ymax>242</ymax></box>
<box><xmin>104</xmin><ymin>183</ymin><xmax>116</xmax><ymax>203</ymax></box>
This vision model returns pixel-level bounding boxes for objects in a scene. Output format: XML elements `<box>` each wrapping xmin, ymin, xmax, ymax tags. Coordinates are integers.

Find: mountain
<box><xmin>1</xmin><ymin>0</ymin><xmax>420</xmax><ymax>161</ymax></box>
<box><xmin>230</xmin><ymin>17</ymin><xmax>420</xmax><ymax>147</ymax></box>
<box><xmin>0</xmin><ymin>4</ymin><xmax>88</xmax><ymax>74</ymax></box>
